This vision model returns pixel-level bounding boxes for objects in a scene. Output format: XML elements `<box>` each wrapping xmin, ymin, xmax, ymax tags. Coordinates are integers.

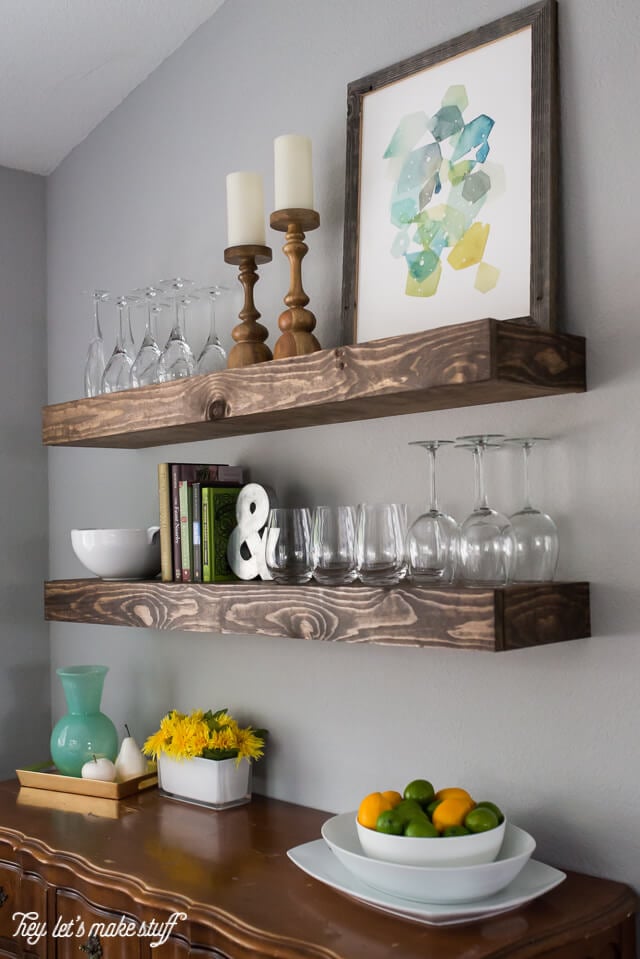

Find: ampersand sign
<box><xmin>227</xmin><ymin>484</ymin><xmax>276</xmax><ymax>580</ymax></box>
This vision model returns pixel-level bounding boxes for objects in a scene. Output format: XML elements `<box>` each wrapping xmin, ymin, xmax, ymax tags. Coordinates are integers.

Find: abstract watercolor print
<box><xmin>385</xmin><ymin>85</ymin><xmax>501</xmax><ymax>299</ymax></box>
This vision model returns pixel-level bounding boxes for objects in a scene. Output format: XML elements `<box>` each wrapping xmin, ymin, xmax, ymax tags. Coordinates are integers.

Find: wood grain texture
<box><xmin>341</xmin><ymin>0</ymin><xmax>558</xmax><ymax>343</ymax></box>
<box><xmin>44</xmin><ymin>579</ymin><xmax>590</xmax><ymax>651</ymax></box>
<box><xmin>42</xmin><ymin>319</ymin><xmax>585</xmax><ymax>448</ymax></box>
<box><xmin>0</xmin><ymin>782</ymin><xmax>636</xmax><ymax>959</ymax></box>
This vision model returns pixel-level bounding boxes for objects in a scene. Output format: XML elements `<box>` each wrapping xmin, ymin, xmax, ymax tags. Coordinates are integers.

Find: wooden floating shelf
<box><xmin>44</xmin><ymin>579</ymin><xmax>590</xmax><ymax>652</ymax></box>
<box><xmin>42</xmin><ymin>319</ymin><xmax>586</xmax><ymax>449</ymax></box>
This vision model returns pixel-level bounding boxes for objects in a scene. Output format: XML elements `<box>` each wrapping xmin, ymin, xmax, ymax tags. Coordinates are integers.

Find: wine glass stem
<box><xmin>116</xmin><ymin>308</ymin><xmax>126</xmax><ymax>350</ymax></box>
<box><xmin>474</xmin><ymin>446</ymin><xmax>489</xmax><ymax>511</ymax></box>
<box><xmin>522</xmin><ymin>444</ymin><xmax>533</xmax><ymax>510</ymax></box>
<box><xmin>428</xmin><ymin>446</ymin><xmax>438</xmax><ymax>512</ymax></box>
<box><xmin>93</xmin><ymin>301</ymin><xmax>103</xmax><ymax>341</ymax></box>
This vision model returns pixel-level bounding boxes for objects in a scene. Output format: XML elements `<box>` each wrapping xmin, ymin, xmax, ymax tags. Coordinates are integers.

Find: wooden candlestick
<box><xmin>270</xmin><ymin>208</ymin><xmax>321</xmax><ymax>359</ymax></box>
<box><xmin>224</xmin><ymin>244</ymin><xmax>273</xmax><ymax>368</ymax></box>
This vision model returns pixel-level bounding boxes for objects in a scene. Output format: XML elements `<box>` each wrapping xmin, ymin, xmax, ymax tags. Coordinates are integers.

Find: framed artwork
<box><xmin>341</xmin><ymin>0</ymin><xmax>558</xmax><ymax>345</ymax></box>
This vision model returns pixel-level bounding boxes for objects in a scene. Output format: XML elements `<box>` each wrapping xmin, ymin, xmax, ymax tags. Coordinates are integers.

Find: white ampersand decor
<box><xmin>227</xmin><ymin>483</ymin><xmax>276</xmax><ymax>580</ymax></box>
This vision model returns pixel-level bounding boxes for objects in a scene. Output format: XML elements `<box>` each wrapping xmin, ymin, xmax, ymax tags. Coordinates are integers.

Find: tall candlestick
<box><xmin>274</xmin><ymin>135</ymin><xmax>314</xmax><ymax>210</ymax></box>
<box><xmin>226</xmin><ymin>172</ymin><xmax>266</xmax><ymax>247</ymax></box>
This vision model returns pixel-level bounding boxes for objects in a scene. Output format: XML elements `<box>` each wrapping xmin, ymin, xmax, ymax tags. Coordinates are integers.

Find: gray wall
<box><xmin>47</xmin><ymin>0</ymin><xmax>640</xmax><ymax>901</ymax></box>
<box><xmin>0</xmin><ymin>165</ymin><xmax>49</xmax><ymax>775</ymax></box>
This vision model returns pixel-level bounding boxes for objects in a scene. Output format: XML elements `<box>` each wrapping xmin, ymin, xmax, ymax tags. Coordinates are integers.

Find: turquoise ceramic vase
<box><xmin>50</xmin><ymin>665</ymin><xmax>118</xmax><ymax>776</ymax></box>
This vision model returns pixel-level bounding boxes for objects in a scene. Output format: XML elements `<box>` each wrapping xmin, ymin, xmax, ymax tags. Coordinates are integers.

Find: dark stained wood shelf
<box><xmin>42</xmin><ymin>319</ymin><xmax>586</xmax><ymax>449</ymax></box>
<box><xmin>45</xmin><ymin>579</ymin><xmax>590</xmax><ymax>651</ymax></box>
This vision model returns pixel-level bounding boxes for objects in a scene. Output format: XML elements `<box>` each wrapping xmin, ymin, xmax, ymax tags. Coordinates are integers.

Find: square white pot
<box><xmin>158</xmin><ymin>754</ymin><xmax>251</xmax><ymax>809</ymax></box>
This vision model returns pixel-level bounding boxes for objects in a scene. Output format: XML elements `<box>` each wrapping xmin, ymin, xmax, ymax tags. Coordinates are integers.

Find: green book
<box><xmin>202</xmin><ymin>487</ymin><xmax>212</xmax><ymax>583</ymax></box>
<box><xmin>179</xmin><ymin>479</ymin><xmax>193</xmax><ymax>582</ymax></box>
<box><xmin>204</xmin><ymin>487</ymin><xmax>240</xmax><ymax>583</ymax></box>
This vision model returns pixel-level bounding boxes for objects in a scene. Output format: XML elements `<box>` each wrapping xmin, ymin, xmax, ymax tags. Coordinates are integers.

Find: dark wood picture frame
<box><xmin>340</xmin><ymin>0</ymin><xmax>558</xmax><ymax>345</ymax></box>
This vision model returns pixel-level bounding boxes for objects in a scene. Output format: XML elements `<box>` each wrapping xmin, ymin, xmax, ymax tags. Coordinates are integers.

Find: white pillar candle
<box><xmin>226</xmin><ymin>172</ymin><xmax>266</xmax><ymax>247</ymax></box>
<box><xmin>274</xmin><ymin>134</ymin><xmax>314</xmax><ymax>210</ymax></box>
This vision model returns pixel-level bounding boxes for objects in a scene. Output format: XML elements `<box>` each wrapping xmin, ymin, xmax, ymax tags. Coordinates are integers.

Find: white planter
<box><xmin>158</xmin><ymin>754</ymin><xmax>251</xmax><ymax>809</ymax></box>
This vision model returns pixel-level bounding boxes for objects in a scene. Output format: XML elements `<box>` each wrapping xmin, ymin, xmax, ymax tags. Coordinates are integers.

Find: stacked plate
<box><xmin>287</xmin><ymin>811</ymin><xmax>566</xmax><ymax>926</ymax></box>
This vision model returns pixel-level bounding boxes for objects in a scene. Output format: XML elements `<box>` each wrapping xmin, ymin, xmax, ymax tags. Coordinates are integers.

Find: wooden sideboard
<box><xmin>0</xmin><ymin>779</ymin><xmax>635</xmax><ymax>959</ymax></box>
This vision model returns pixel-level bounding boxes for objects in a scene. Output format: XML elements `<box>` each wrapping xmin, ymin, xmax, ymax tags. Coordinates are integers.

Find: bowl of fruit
<box><xmin>355</xmin><ymin>779</ymin><xmax>506</xmax><ymax>867</ymax></box>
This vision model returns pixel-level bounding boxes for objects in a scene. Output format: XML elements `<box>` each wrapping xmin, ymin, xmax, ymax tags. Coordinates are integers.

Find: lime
<box><xmin>475</xmin><ymin>801</ymin><xmax>504</xmax><ymax>824</ymax></box>
<box><xmin>403</xmin><ymin>779</ymin><xmax>435</xmax><ymax>807</ymax></box>
<box><xmin>426</xmin><ymin>798</ymin><xmax>443</xmax><ymax>819</ymax></box>
<box><xmin>464</xmin><ymin>807</ymin><xmax>499</xmax><ymax>833</ymax></box>
<box><xmin>405</xmin><ymin>818</ymin><xmax>439</xmax><ymax>838</ymax></box>
<box><xmin>375</xmin><ymin>809</ymin><xmax>404</xmax><ymax>835</ymax></box>
<box><xmin>394</xmin><ymin>799</ymin><xmax>428</xmax><ymax>824</ymax></box>
<box><xmin>442</xmin><ymin>825</ymin><xmax>470</xmax><ymax>837</ymax></box>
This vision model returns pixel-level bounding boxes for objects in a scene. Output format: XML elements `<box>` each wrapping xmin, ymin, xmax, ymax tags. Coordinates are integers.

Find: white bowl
<box><xmin>356</xmin><ymin>812</ymin><xmax>506</xmax><ymax>867</ymax></box>
<box><xmin>322</xmin><ymin>812</ymin><xmax>534</xmax><ymax>904</ymax></box>
<box><xmin>71</xmin><ymin>527</ymin><xmax>161</xmax><ymax>580</ymax></box>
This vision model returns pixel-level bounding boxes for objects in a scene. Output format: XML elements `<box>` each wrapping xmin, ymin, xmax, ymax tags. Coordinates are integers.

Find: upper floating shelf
<box><xmin>42</xmin><ymin>319</ymin><xmax>586</xmax><ymax>449</ymax></box>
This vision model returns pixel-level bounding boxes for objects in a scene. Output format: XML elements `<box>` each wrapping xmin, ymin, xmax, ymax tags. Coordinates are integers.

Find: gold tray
<box><xmin>16</xmin><ymin>765</ymin><xmax>157</xmax><ymax>800</ymax></box>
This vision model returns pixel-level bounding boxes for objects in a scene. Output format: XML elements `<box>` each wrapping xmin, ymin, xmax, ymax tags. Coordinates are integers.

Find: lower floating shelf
<box><xmin>44</xmin><ymin>580</ymin><xmax>590</xmax><ymax>652</ymax></box>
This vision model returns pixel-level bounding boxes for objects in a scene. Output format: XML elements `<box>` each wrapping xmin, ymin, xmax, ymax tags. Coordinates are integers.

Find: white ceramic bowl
<box><xmin>322</xmin><ymin>812</ymin><xmax>534</xmax><ymax>903</ymax></box>
<box><xmin>71</xmin><ymin>527</ymin><xmax>161</xmax><ymax>580</ymax></box>
<box><xmin>356</xmin><ymin>812</ymin><xmax>506</xmax><ymax>867</ymax></box>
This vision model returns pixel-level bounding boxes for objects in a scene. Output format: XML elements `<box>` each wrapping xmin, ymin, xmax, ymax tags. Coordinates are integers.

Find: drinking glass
<box><xmin>355</xmin><ymin>503</ymin><xmax>408</xmax><ymax>585</ymax></box>
<box><xmin>131</xmin><ymin>286</ymin><xmax>164</xmax><ymax>386</ymax></box>
<box><xmin>405</xmin><ymin>440</ymin><xmax>458</xmax><ymax>583</ymax></box>
<box><xmin>83</xmin><ymin>290</ymin><xmax>109</xmax><ymax>397</ymax></box>
<box><xmin>455</xmin><ymin>435</ymin><xmax>515</xmax><ymax>587</ymax></box>
<box><xmin>157</xmin><ymin>277</ymin><xmax>196</xmax><ymax>381</ymax></box>
<box><xmin>101</xmin><ymin>295</ymin><xmax>134</xmax><ymax>393</ymax></box>
<box><xmin>311</xmin><ymin>506</ymin><xmax>357</xmax><ymax>584</ymax></box>
<box><xmin>506</xmin><ymin>437</ymin><xmax>559</xmax><ymax>582</ymax></box>
<box><xmin>265</xmin><ymin>508</ymin><xmax>313</xmax><ymax>584</ymax></box>
<box><xmin>196</xmin><ymin>284</ymin><xmax>229</xmax><ymax>374</ymax></box>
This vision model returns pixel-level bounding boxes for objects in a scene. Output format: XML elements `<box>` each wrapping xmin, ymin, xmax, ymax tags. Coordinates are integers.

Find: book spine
<box><xmin>171</xmin><ymin>464</ymin><xmax>182</xmax><ymax>582</ymax></box>
<box><xmin>210</xmin><ymin>488</ymin><xmax>241</xmax><ymax>582</ymax></box>
<box><xmin>157</xmin><ymin>463</ymin><xmax>173</xmax><ymax>582</ymax></box>
<box><xmin>179</xmin><ymin>480</ymin><xmax>193</xmax><ymax>582</ymax></box>
<box><xmin>202</xmin><ymin>487</ymin><xmax>211</xmax><ymax>583</ymax></box>
<box><xmin>192</xmin><ymin>482</ymin><xmax>202</xmax><ymax>583</ymax></box>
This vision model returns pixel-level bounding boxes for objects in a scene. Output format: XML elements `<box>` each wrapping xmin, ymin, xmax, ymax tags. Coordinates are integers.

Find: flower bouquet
<box><xmin>144</xmin><ymin>708</ymin><xmax>267</xmax><ymax>809</ymax></box>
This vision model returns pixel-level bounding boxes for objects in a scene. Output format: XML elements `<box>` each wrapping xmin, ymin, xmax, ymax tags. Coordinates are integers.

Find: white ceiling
<box><xmin>0</xmin><ymin>0</ymin><xmax>225</xmax><ymax>176</ymax></box>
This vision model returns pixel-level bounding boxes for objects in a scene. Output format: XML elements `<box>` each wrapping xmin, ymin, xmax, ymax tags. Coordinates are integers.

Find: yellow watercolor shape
<box><xmin>448</xmin><ymin>222</ymin><xmax>490</xmax><ymax>270</ymax></box>
<box><xmin>406</xmin><ymin>260</ymin><xmax>442</xmax><ymax>297</ymax></box>
<box><xmin>475</xmin><ymin>261</ymin><xmax>500</xmax><ymax>293</ymax></box>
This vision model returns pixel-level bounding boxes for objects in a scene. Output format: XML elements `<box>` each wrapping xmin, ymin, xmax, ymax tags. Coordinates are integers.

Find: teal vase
<box><xmin>50</xmin><ymin>665</ymin><xmax>118</xmax><ymax>776</ymax></box>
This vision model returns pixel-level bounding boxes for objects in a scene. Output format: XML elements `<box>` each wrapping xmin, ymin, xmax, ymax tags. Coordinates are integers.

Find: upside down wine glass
<box><xmin>102</xmin><ymin>295</ymin><xmax>135</xmax><ymax>393</ymax></box>
<box><xmin>83</xmin><ymin>290</ymin><xmax>109</xmax><ymax>397</ymax></box>
<box><xmin>197</xmin><ymin>284</ymin><xmax>229</xmax><ymax>374</ymax></box>
<box><xmin>157</xmin><ymin>277</ymin><xmax>196</xmax><ymax>381</ymax></box>
<box><xmin>131</xmin><ymin>286</ymin><xmax>164</xmax><ymax>386</ymax></box>
<box><xmin>456</xmin><ymin>435</ymin><xmax>515</xmax><ymax>587</ymax></box>
<box><xmin>506</xmin><ymin>437</ymin><xmax>559</xmax><ymax>582</ymax></box>
<box><xmin>405</xmin><ymin>440</ymin><xmax>458</xmax><ymax>583</ymax></box>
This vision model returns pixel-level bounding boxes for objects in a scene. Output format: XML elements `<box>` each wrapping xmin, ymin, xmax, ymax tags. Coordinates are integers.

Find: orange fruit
<box><xmin>357</xmin><ymin>792</ymin><xmax>394</xmax><ymax>829</ymax></box>
<box><xmin>381</xmin><ymin>790</ymin><xmax>403</xmax><ymax>808</ymax></box>
<box><xmin>432</xmin><ymin>796</ymin><xmax>475</xmax><ymax>833</ymax></box>
<box><xmin>434</xmin><ymin>787</ymin><xmax>474</xmax><ymax>803</ymax></box>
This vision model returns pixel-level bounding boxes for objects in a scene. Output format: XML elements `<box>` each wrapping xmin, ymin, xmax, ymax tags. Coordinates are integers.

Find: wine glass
<box><xmin>157</xmin><ymin>277</ymin><xmax>196</xmax><ymax>381</ymax></box>
<box><xmin>196</xmin><ymin>284</ymin><xmax>229</xmax><ymax>374</ymax></box>
<box><xmin>101</xmin><ymin>295</ymin><xmax>134</xmax><ymax>393</ymax></box>
<box><xmin>130</xmin><ymin>287</ymin><xmax>165</xmax><ymax>387</ymax></box>
<box><xmin>265</xmin><ymin>508</ymin><xmax>313</xmax><ymax>584</ymax></box>
<box><xmin>355</xmin><ymin>503</ymin><xmax>408</xmax><ymax>585</ymax></box>
<box><xmin>405</xmin><ymin>440</ymin><xmax>458</xmax><ymax>583</ymax></box>
<box><xmin>83</xmin><ymin>290</ymin><xmax>109</xmax><ymax>397</ymax></box>
<box><xmin>455</xmin><ymin>434</ymin><xmax>515</xmax><ymax>587</ymax></box>
<box><xmin>505</xmin><ymin>437</ymin><xmax>559</xmax><ymax>582</ymax></box>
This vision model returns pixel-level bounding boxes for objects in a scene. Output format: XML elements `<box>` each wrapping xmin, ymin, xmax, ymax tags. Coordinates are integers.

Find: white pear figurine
<box><xmin>115</xmin><ymin>724</ymin><xmax>148</xmax><ymax>782</ymax></box>
<box><xmin>81</xmin><ymin>754</ymin><xmax>116</xmax><ymax>782</ymax></box>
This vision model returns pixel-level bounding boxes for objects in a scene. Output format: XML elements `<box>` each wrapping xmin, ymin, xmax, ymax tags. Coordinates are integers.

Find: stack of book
<box><xmin>157</xmin><ymin>463</ymin><xmax>247</xmax><ymax>583</ymax></box>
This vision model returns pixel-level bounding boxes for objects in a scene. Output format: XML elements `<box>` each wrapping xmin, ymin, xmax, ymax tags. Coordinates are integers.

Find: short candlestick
<box><xmin>224</xmin><ymin>244</ymin><xmax>273</xmax><ymax>368</ymax></box>
<box><xmin>270</xmin><ymin>208</ymin><xmax>321</xmax><ymax>359</ymax></box>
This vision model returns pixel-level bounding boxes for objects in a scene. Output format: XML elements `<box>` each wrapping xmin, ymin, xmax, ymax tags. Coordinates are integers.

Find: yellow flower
<box><xmin>143</xmin><ymin>728</ymin><xmax>169</xmax><ymax>758</ymax></box>
<box><xmin>144</xmin><ymin>707</ymin><xmax>267</xmax><ymax>764</ymax></box>
<box><xmin>234</xmin><ymin>727</ymin><xmax>265</xmax><ymax>763</ymax></box>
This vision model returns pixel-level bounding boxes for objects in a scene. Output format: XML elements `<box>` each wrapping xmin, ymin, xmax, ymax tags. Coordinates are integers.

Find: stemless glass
<box><xmin>83</xmin><ymin>289</ymin><xmax>109</xmax><ymax>397</ymax></box>
<box><xmin>311</xmin><ymin>506</ymin><xmax>357</xmax><ymax>584</ymax></box>
<box><xmin>455</xmin><ymin>435</ymin><xmax>515</xmax><ymax>587</ymax></box>
<box><xmin>355</xmin><ymin>503</ymin><xmax>408</xmax><ymax>585</ymax></box>
<box><xmin>157</xmin><ymin>277</ymin><xmax>196</xmax><ymax>381</ymax></box>
<box><xmin>131</xmin><ymin>286</ymin><xmax>164</xmax><ymax>386</ymax></box>
<box><xmin>405</xmin><ymin>440</ymin><xmax>458</xmax><ymax>583</ymax></box>
<box><xmin>196</xmin><ymin>284</ymin><xmax>229</xmax><ymax>374</ymax></box>
<box><xmin>506</xmin><ymin>437</ymin><xmax>559</xmax><ymax>582</ymax></box>
<box><xmin>265</xmin><ymin>507</ymin><xmax>313</xmax><ymax>584</ymax></box>
<box><xmin>101</xmin><ymin>295</ymin><xmax>134</xmax><ymax>393</ymax></box>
